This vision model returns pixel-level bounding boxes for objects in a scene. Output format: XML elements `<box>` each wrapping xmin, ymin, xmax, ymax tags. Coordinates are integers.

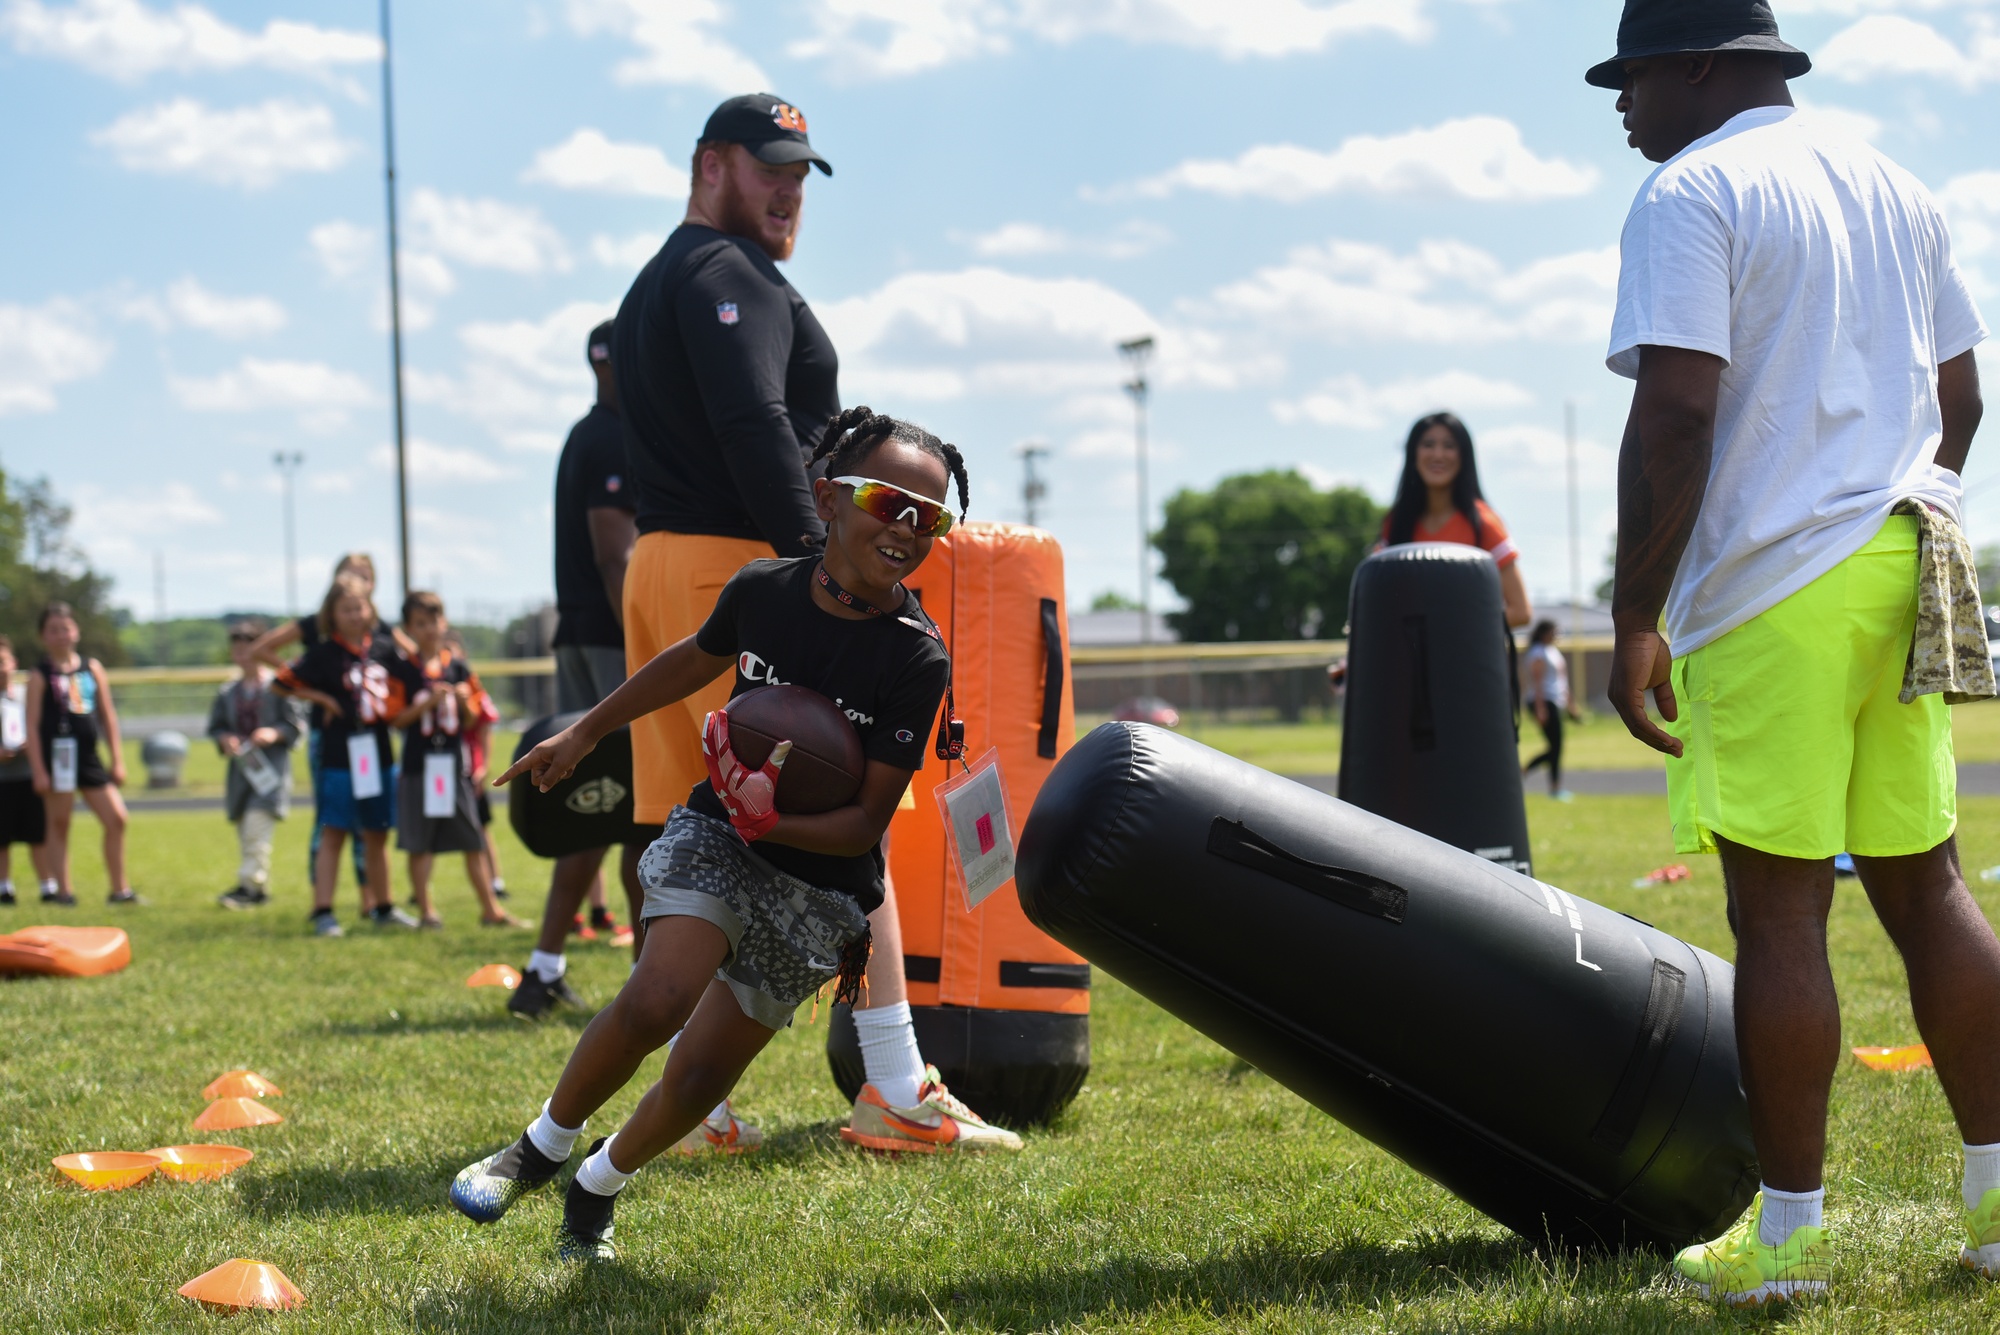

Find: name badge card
<box><xmin>934</xmin><ymin>748</ymin><xmax>1017</xmax><ymax>911</ymax></box>
<box><xmin>423</xmin><ymin>751</ymin><xmax>457</xmax><ymax>818</ymax></box>
<box><xmin>239</xmin><ymin>745</ymin><xmax>282</xmax><ymax>797</ymax></box>
<box><xmin>347</xmin><ymin>733</ymin><xmax>383</xmax><ymax>799</ymax></box>
<box><xmin>51</xmin><ymin>736</ymin><xmax>78</xmax><ymax>793</ymax></box>
<box><xmin>0</xmin><ymin>697</ymin><xmax>24</xmax><ymax>751</ymax></box>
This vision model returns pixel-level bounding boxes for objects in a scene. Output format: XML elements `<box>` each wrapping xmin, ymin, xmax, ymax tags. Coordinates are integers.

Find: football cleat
<box><xmin>840</xmin><ymin>1065</ymin><xmax>1023</xmax><ymax>1154</ymax></box>
<box><xmin>449</xmin><ymin>1133</ymin><xmax>566</xmax><ymax>1224</ymax></box>
<box><xmin>1962</xmin><ymin>1186</ymin><xmax>2000</xmax><ymax>1278</ymax></box>
<box><xmin>670</xmin><ymin>1101</ymin><xmax>764</xmax><ymax>1156</ymax></box>
<box><xmin>555</xmin><ymin>1141</ymin><xmax>618</xmax><ymax>1263</ymax></box>
<box><xmin>1672</xmin><ymin>1192</ymin><xmax>1831</xmax><ymax>1307</ymax></box>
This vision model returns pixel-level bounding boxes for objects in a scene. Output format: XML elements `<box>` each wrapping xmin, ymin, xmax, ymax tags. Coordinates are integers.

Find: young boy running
<box><xmin>452</xmin><ymin>409</ymin><xmax>1016</xmax><ymax>1260</ymax></box>
<box><xmin>389</xmin><ymin>592</ymin><xmax>522</xmax><ymax>929</ymax></box>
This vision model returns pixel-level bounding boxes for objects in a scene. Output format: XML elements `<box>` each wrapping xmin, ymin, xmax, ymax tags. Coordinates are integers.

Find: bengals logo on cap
<box><xmin>771</xmin><ymin>103</ymin><xmax>808</xmax><ymax>133</ymax></box>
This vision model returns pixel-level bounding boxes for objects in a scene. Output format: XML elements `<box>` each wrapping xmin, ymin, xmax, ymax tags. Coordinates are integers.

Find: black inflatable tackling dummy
<box><xmin>1341</xmin><ymin>542</ymin><xmax>1531</xmax><ymax>876</ymax></box>
<box><xmin>1017</xmin><ymin>723</ymin><xmax>1756</xmax><ymax>1252</ymax></box>
<box><xmin>508</xmin><ymin>712</ymin><xmax>654</xmax><ymax>858</ymax></box>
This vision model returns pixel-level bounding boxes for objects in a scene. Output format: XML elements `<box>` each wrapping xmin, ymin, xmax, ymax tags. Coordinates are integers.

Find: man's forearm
<box><xmin>1611</xmin><ymin>347</ymin><xmax>1723</xmax><ymax>633</ymax></box>
<box><xmin>1938</xmin><ymin>349</ymin><xmax>1983</xmax><ymax>476</ymax></box>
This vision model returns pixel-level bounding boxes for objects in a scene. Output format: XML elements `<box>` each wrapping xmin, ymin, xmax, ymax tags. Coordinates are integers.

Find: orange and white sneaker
<box><xmin>840</xmin><ymin>1065</ymin><xmax>1023</xmax><ymax>1154</ymax></box>
<box><xmin>669</xmin><ymin>1100</ymin><xmax>764</xmax><ymax>1156</ymax></box>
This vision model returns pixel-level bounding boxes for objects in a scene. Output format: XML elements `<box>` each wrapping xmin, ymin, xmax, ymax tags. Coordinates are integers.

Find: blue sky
<box><xmin>3</xmin><ymin>0</ymin><xmax>1998</xmax><ymax>625</ymax></box>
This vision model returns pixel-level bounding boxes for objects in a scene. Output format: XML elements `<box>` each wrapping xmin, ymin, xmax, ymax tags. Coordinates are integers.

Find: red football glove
<box><xmin>701</xmin><ymin>708</ymin><xmax>789</xmax><ymax>842</ymax></box>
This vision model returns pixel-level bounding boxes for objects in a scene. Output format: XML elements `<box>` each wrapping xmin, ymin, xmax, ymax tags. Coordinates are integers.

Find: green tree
<box><xmin>1154</xmin><ymin>470</ymin><xmax>1382</xmax><ymax>642</ymax></box>
<box><xmin>0</xmin><ymin>466</ymin><xmax>126</xmax><ymax>665</ymax></box>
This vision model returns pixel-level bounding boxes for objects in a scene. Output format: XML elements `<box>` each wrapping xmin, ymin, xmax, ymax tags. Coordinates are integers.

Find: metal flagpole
<box><xmin>379</xmin><ymin>0</ymin><xmax>412</xmax><ymax>600</ymax></box>
<box><xmin>1118</xmin><ymin>337</ymin><xmax>1156</xmax><ymax>642</ymax></box>
<box><xmin>274</xmin><ymin>451</ymin><xmax>304</xmax><ymax>614</ymax></box>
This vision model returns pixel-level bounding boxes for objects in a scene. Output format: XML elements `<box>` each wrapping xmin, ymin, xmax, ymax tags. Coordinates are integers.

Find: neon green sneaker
<box><xmin>1672</xmin><ymin>1192</ymin><xmax>1831</xmax><ymax>1307</ymax></box>
<box><xmin>1961</xmin><ymin>1187</ymin><xmax>2000</xmax><ymax>1277</ymax></box>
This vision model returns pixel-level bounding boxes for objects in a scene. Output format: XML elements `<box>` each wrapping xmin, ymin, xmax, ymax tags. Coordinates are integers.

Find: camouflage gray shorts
<box><xmin>638</xmin><ymin>807</ymin><xmax>871</xmax><ymax>1029</ymax></box>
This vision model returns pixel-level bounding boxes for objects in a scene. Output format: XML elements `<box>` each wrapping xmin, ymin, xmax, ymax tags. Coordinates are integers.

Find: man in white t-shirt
<box><xmin>1594</xmin><ymin>0</ymin><xmax>1996</xmax><ymax>1307</ymax></box>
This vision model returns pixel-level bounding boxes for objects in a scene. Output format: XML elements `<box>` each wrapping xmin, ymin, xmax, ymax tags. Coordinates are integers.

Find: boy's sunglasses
<box><xmin>831</xmin><ymin>475</ymin><xmax>955</xmax><ymax>537</ymax></box>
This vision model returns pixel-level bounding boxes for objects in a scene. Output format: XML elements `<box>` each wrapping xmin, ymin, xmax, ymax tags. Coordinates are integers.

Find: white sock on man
<box><xmin>853</xmin><ymin>1000</ymin><xmax>927</xmax><ymax>1109</ymax></box>
<box><xmin>526</xmin><ymin>950</ymin><xmax>566</xmax><ymax>984</ymax></box>
<box><xmin>525</xmin><ymin>1099</ymin><xmax>585</xmax><ymax>1162</ymax></box>
<box><xmin>573</xmin><ymin>1134</ymin><xmax>637</xmax><ymax>1197</ymax></box>
<box><xmin>663</xmin><ymin>1027</ymin><xmax>732</xmax><ymax>1124</ymax></box>
<box><xmin>1964</xmin><ymin>1142</ymin><xmax>2000</xmax><ymax>1211</ymax></box>
<box><xmin>1758</xmin><ymin>1184</ymin><xmax>1824</xmax><ymax>1245</ymax></box>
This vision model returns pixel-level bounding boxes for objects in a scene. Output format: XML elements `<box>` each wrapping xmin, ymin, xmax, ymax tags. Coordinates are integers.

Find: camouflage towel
<box><xmin>1896</xmin><ymin>499</ymin><xmax>1996</xmax><ymax>705</ymax></box>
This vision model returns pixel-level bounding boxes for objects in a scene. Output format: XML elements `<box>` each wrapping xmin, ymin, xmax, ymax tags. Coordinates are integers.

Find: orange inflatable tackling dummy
<box><xmin>0</xmin><ymin>926</ymin><xmax>130</xmax><ymax>978</ymax></box>
<box><xmin>828</xmin><ymin>523</ymin><xmax>1088</xmax><ymax>1124</ymax></box>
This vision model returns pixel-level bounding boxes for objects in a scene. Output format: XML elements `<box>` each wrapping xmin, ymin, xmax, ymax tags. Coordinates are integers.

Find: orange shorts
<box><xmin>623</xmin><ymin>530</ymin><xmax>775</xmax><ymax>824</ymax></box>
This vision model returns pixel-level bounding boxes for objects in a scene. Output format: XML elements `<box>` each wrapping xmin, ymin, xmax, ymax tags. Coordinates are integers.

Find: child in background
<box><xmin>1522</xmin><ymin>619</ymin><xmax>1584</xmax><ymax>802</ymax></box>
<box><xmin>25</xmin><ymin>602</ymin><xmax>134</xmax><ymax>905</ymax></box>
<box><xmin>209</xmin><ymin>619</ymin><xmax>305</xmax><ymax>910</ymax></box>
<box><xmin>276</xmin><ymin>576</ymin><xmax>413</xmax><ymax>937</ymax></box>
<box><xmin>0</xmin><ymin>636</ymin><xmax>50</xmax><ymax>907</ymax></box>
<box><xmin>390</xmin><ymin>593</ymin><xmax>521</xmax><ymax>929</ymax></box>
<box><xmin>450</xmin><ymin>630</ymin><xmax>511</xmax><ymax>904</ymax></box>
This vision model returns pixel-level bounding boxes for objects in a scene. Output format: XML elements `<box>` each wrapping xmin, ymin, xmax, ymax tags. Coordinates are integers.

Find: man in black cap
<box><xmin>592</xmin><ymin>94</ymin><xmax>1016</xmax><ymax>1156</ymax></box>
<box><xmin>1594</xmin><ymin>0</ymin><xmax>1995</xmax><ymax>1306</ymax></box>
<box><xmin>511</xmin><ymin>320</ymin><xmax>652</xmax><ymax>1019</ymax></box>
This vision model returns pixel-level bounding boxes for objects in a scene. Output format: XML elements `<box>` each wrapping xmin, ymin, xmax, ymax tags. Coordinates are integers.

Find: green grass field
<box><xmin>11</xmin><ymin>731</ymin><xmax>2000</xmax><ymax>1330</ymax></box>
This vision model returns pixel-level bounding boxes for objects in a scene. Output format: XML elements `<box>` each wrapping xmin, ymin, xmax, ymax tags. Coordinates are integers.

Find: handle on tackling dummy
<box><xmin>702</xmin><ymin>708</ymin><xmax>789</xmax><ymax>842</ymax></box>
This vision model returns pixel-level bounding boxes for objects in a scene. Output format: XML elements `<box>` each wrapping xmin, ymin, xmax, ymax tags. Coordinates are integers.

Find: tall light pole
<box><xmin>379</xmin><ymin>0</ymin><xmax>412</xmax><ymax>600</ymax></box>
<box><xmin>274</xmin><ymin>451</ymin><xmax>305</xmax><ymax>615</ymax></box>
<box><xmin>1565</xmin><ymin>399</ymin><xmax>1581</xmax><ymax>644</ymax></box>
<box><xmin>1118</xmin><ymin>336</ymin><xmax>1155</xmax><ymax>647</ymax></box>
<box><xmin>1018</xmin><ymin>442</ymin><xmax>1049</xmax><ymax>529</ymax></box>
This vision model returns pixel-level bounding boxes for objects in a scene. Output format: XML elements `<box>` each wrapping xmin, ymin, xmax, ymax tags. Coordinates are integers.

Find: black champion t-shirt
<box><xmin>688</xmin><ymin>558</ymin><xmax>950</xmax><ymax>911</ymax></box>
<box><xmin>611</xmin><ymin>225</ymin><xmax>839</xmax><ymax>557</ymax></box>
<box><xmin>552</xmin><ymin>403</ymin><xmax>634</xmax><ymax>649</ymax></box>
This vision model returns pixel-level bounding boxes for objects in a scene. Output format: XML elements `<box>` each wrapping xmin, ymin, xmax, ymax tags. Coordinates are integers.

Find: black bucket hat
<box><xmin>1585</xmin><ymin>0</ymin><xmax>1810</xmax><ymax>89</ymax></box>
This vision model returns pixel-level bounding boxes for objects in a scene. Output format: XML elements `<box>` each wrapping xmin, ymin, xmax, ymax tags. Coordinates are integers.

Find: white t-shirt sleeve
<box><xmin>1935</xmin><ymin>237</ymin><xmax>1989</xmax><ymax>364</ymax></box>
<box><xmin>1607</xmin><ymin>194</ymin><xmax>1734</xmax><ymax>380</ymax></box>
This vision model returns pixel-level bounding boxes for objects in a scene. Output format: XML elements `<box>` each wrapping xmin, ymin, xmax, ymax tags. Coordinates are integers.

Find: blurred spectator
<box><xmin>209</xmin><ymin>619</ymin><xmax>305</xmax><ymax>909</ymax></box>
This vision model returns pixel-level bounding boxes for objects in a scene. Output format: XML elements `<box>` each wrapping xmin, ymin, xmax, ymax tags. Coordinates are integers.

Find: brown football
<box><xmin>723</xmin><ymin>684</ymin><xmax>866</xmax><ymax>813</ymax></box>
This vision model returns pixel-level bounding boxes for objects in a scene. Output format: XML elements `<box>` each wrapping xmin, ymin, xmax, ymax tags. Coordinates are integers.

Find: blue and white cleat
<box><xmin>449</xmin><ymin>1134</ymin><xmax>565</xmax><ymax>1224</ymax></box>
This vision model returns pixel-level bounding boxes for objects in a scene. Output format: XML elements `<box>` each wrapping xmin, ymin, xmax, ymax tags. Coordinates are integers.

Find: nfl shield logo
<box><xmin>716</xmin><ymin>301</ymin><xmax>739</xmax><ymax>325</ymax></box>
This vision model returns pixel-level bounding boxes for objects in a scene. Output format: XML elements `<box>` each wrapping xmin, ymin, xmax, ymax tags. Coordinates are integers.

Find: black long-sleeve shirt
<box><xmin>612</xmin><ymin>225</ymin><xmax>839</xmax><ymax>557</ymax></box>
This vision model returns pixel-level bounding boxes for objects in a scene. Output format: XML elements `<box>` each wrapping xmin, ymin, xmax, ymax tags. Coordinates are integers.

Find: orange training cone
<box><xmin>203</xmin><ymin>1070</ymin><xmax>283</xmax><ymax>1099</ymax></box>
<box><xmin>194</xmin><ymin>1097</ymin><xmax>284</xmax><ymax>1130</ymax></box>
<box><xmin>466</xmin><ymin>963</ymin><xmax>522</xmax><ymax>989</ymax></box>
<box><xmin>1853</xmin><ymin>1044</ymin><xmax>1932</xmax><ymax>1072</ymax></box>
<box><xmin>178</xmin><ymin>1259</ymin><xmax>305</xmax><ymax>1312</ymax></box>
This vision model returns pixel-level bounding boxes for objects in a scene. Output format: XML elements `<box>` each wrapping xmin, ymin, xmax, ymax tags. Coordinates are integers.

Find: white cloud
<box><xmin>564</xmin><ymin>0</ymin><xmax>766</xmax><ymax>90</ymax></box>
<box><xmin>161</xmin><ymin>278</ymin><xmax>286</xmax><ymax>337</ymax></box>
<box><xmin>409</xmin><ymin>299</ymin><xmax>616</xmax><ymax>451</ymax></box>
<box><xmin>592</xmin><ymin>231</ymin><xmax>661</xmax><ymax>268</ymax></box>
<box><xmin>91</xmin><ymin>98</ymin><xmax>354</xmax><ymax>189</ymax></box>
<box><xmin>1787</xmin><ymin>1</ymin><xmax>1998</xmax><ymax>14</ymax></box>
<box><xmin>1199</xmin><ymin>238</ymin><xmax>1620</xmax><ymax>345</ymax></box>
<box><xmin>791</xmin><ymin>0</ymin><xmax>1441</xmax><ymax>76</ymax></box>
<box><xmin>1121</xmin><ymin>116</ymin><xmax>1596</xmax><ymax>203</ymax></box>
<box><xmin>368</xmin><ymin>438</ymin><xmax>517</xmax><ymax>483</ymax></box>
<box><xmin>957</xmin><ymin>219</ymin><xmax>1170</xmax><ymax>259</ymax></box>
<box><xmin>309</xmin><ymin>219</ymin><xmax>374</xmax><ymax>279</ymax></box>
<box><xmin>1</xmin><ymin>0</ymin><xmax>377</xmax><ymax>81</ymax></box>
<box><xmin>0</xmin><ymin>299</ymin><xmax>111</xmax><ymax>414</ymax></box>
<box><xmin>525</xmin><ymin>128</ymin><xmax>688</xmax><ymax>199</ymax></box>
<box><xmin>168</xmin><ymin>356</ymin><xmax>374</xmax><ymax>430</ymax></box>
<box><xmin>70</xmin><ymin>479</ymin><xmax>222</xmax><ymax>542</ymax></box>
<box><xmin>1942</xmin><ymin>170</ymin><xmax>2000</xmax><ymax>295</ymax></box>
<box><xmin>1818</xmin><ymin>15</ymin><xmax>2000</xmax><ymax>86</ymax></box>
<box><xmin>1272</xmin><ymin>370</ymin><xmax>1533</xmax><ymax>428</ymax></box>
<box><xmin>1791</xmin><ymin>99</ymin><xmax>1884</xmax><ymax>142</ymax></box>
<box><xmin>310</xmin><ymin>219</ymin><xmax>458</xmax><ymax>331</ymax></box>
<box><xmin>406</xmin><ymin>189</ymin><xmax>572</xmax><ymax>275</ymax></box>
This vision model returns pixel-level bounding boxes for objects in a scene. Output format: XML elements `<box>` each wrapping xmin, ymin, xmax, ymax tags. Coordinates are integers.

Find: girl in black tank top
<box><xmin>24</xmin><ymin>602</ymin><xmax>133</xmax><ymax>904</ymax></box>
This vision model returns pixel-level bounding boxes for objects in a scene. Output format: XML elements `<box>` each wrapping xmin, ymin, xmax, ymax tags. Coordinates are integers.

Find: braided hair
<box><xmin>809</xmin><ymin>406</ymin><xmax>971</xmax><ymax>518</ymax></box>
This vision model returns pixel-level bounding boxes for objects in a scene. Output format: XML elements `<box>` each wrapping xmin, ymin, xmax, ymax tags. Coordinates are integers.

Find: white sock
<box><xmin>525</xmin><ymin>1099</ymin><xmax>584</xmax><ymax>1162</ymax></box>
<box><xmin>853</xmin><ymin>1000</ymin><xmax>926</xmax><ymax>1108</ymax></box>
<box><xmin>492</xmin><ymin>877</ymin><xmax>506</xmax><ymax>893</ymax></box>
<box><xmin>1758</xmin><ymin>1184</ymin><xmax>1824</xmax><ymax>1245</ymax></box>
<box><xmin>1965</xmin><ymin>1142</ymin><xmax>2000</xmax><ymax>1211</ymax></box>
<box><xmin>526</xmin><ymin>950</ymin><xmax>566</xmax><ymax>984</ymax></box>
<box><xmin>662</xmin><ymin>1027</ymin><xmax>732</xmax><ymax>1124</ymax></box>
<box><xmin>0</xmin><ymin>878</ymin><xmax>12</xmax><ymax>894</ymax></box>
<box><xmin>572</xmin><ymin>1134</ymin><xmax>636</xmax><ymax>1197</ymax></box>
<box><xmin>40</xmin><ymin>878</ymin><xmax>57</xmax><ymax>896</ymax></box>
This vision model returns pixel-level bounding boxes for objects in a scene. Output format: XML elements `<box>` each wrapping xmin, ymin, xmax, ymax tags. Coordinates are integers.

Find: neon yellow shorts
<box><xmin>1665</xmin><ymin>515</ymin><xmax>1955</xmax><ymax>860</ymax></box>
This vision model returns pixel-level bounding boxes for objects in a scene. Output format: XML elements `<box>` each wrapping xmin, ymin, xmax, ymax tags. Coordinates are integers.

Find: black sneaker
<box><xmin>310</xmin><ymin>908</ymin><xmax>345</xmax><ymax>938</ymax></box>
<box><xmin>0</xmin><ymin>884</ymin><xmax>14</xmax><ymax>906</ymax></box>
<box><xmin>107</xmin><ymin>889</ymin><xmax>144</xmax><ymax>905</ymax></box>
<box><xmin>555</xmin><ymin>1141</ymin><xmax>619</xmax><ymax>1263</ymax></box>
<box><xmin>449</xmin><ymin>1132</ymin><xmax>567</xmax><ymax>1224</ymax></box>
<box><xmin>507</xmin><ymin>970</ymin><xmax>588</xmax><ymax>1020</ymax></box>
<box><xmin>218</xmin><ymin>886</ymin><xmax>269</xmax><ymax>910</ymax></box>
<box><xmin>41</xmin><ymin>887</ymin><xmax>76</xmax><ymax>907</ymax></box>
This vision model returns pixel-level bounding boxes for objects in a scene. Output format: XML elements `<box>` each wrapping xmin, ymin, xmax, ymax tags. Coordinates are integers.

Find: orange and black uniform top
<box><xmin>277</xmin><ymin>633</ymin><xmax>407</xmax><ymax>771</ymax></box>
<box><xmin>386</xmin><ymin>649</ymin><xmax>490</xmax><ymax>763</ymax></box>
<box><xmin>1380</xmin><ymin>499</ymin><xmax>1519</xmax><ymax>569</ymax></box>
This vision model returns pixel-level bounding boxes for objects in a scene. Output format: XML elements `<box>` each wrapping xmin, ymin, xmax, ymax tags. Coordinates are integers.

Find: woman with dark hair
<box><xmin>1381</xmin><ymin>412</ymin><xmax>1533</xmax><ymax>628</ymax></box>
<box><xmin>1522</xmin><ymin>618</ymin><xmax>1583</xmax><ymax>801</ymax></box>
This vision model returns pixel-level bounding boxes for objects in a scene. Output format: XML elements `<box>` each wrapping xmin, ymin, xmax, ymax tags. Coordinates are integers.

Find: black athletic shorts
<box><xmin>0</xmin><ymin>779</ymin><xmax>46</xmax><ymax>846</ymax></box>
